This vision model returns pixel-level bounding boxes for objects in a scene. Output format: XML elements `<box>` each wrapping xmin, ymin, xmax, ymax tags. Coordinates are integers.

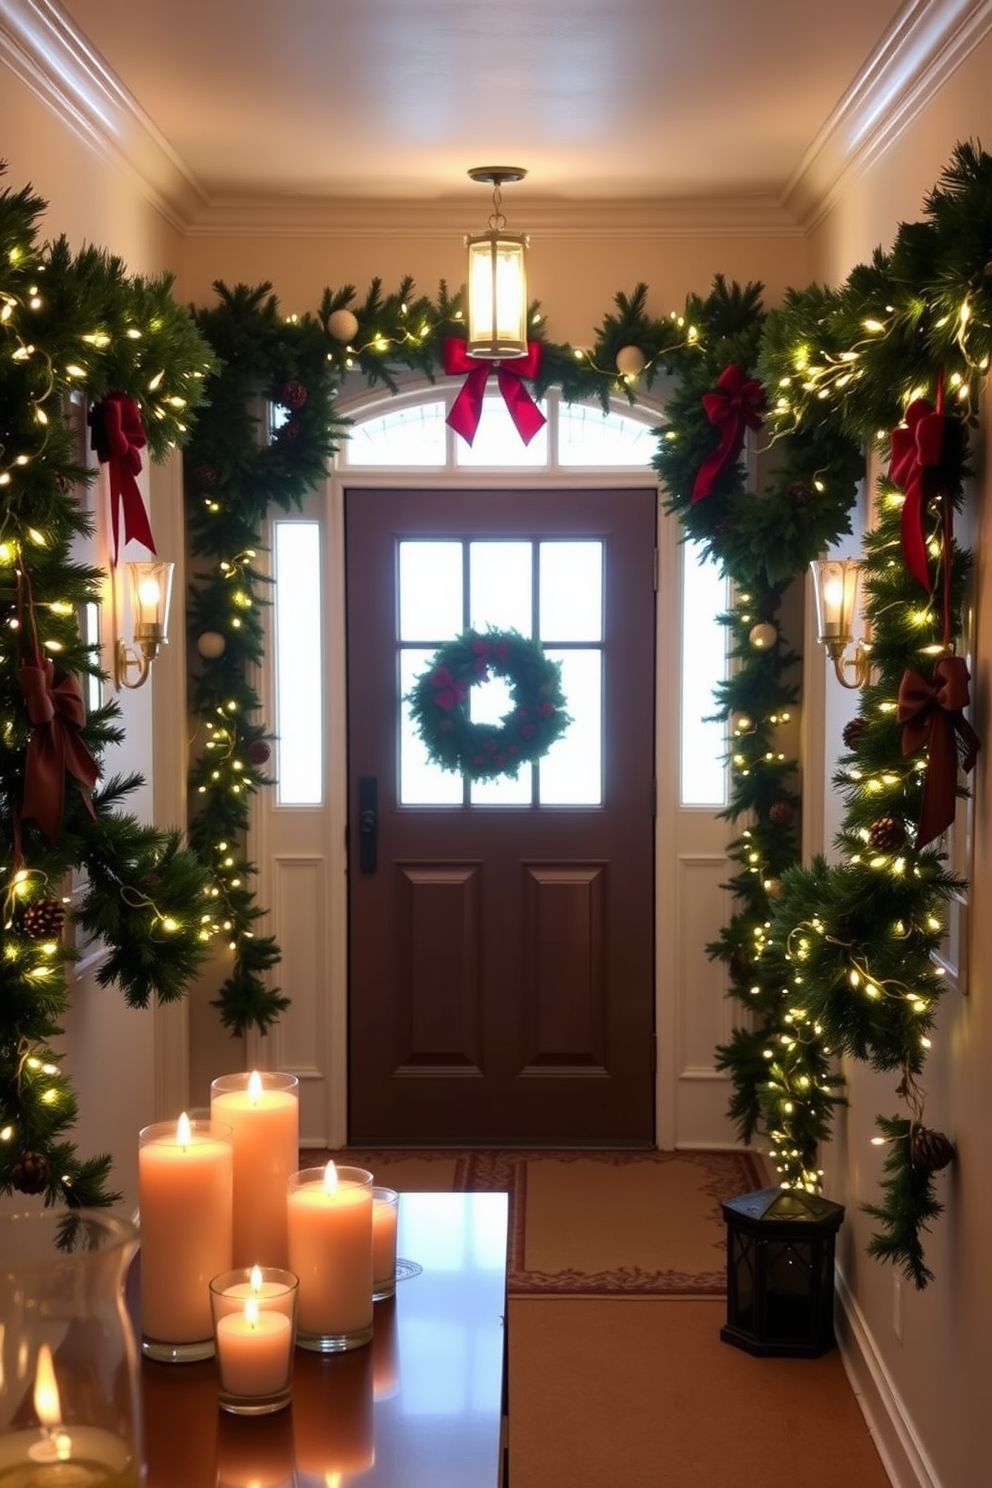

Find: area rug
<box><xmin>299</xmin><ymin>1147</ymin><xmax>765</xmax><ymax>1298</ymax></box>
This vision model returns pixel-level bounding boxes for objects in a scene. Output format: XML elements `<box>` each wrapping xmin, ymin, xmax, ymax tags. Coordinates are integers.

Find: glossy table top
<box><xmin>140</xmin><ymin>1191</ymin><xmax>509</xmax><ymax>1488</ymax></box>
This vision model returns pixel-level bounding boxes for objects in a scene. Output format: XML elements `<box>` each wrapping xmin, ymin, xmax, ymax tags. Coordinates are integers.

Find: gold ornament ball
<box><xmin>615</xmin><ymin>344</ymin><xmax>647</xmax><ymax>379</ymax></box>
<box><xmin>763</xmin><ymin>877</ymin><xmax>784</xmax><ymax>900</ymax></box>
<box><xmin>327</xmin><ymin>308</ymin><xmax>359</xmax><ymax>343</ymax></box>
<box><xmin>197</xmin><ymin>630</ymin><xmax>227</xmax><ymax>660</ymax></box>
<box><xmin>749</xmin><ymin>621</ymin><xmax>778</xmax><ymax>650</ymax></box>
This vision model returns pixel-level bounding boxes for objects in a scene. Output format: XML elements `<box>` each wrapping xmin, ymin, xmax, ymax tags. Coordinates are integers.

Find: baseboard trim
<box><xmin>835</xmin><ymin>1269</ymin><xmax>943</xmax><ymax>1488</ymax></box>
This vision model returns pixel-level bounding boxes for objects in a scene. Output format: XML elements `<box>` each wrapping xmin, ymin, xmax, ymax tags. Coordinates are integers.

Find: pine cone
<box><xmin>11</xmin><ymin>1151</ymin><xmax>50</xmax><ymax>1195</ymax></box>
<box><xmin>868</xmin><ymin>816</ymin><xmax>907</xmax><ymax>853</ymax></box>
<box><xmin>843</xmin><ymin>715</ymin><xmax>869</xmax><ymax>750</ymax></box>
<box><xmin>18</xmin><ymin>899</ymin><xmax>66</xmax><ymax>940</ymax></box>
<box><xmin>910</xmin><ymin>1126</ymin><xmax>955</xmax><ymax>1174</ymax></box>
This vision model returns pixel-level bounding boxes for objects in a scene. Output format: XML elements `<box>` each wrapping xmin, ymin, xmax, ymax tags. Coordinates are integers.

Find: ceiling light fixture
<box><xmin>465</xmin><ymin>166</ymin><xmax>529</xmax><ymax>360</ymax></box>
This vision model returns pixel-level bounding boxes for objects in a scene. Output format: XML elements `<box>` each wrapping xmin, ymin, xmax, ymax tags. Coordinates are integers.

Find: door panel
<box><xmin>345</xmin><ymin>487</ymin><xmax>656</xmax><ymax>1144</ymax></box>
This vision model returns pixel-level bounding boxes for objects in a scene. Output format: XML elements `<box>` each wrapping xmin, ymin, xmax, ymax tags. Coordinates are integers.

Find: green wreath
<box><xmin>407</xmin><ymin>628</ymin><xmax>571</xmax><ymax>781</ymax></box>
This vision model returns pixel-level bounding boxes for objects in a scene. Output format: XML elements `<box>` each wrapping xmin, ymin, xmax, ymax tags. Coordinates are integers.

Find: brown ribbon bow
<box><xmin>18</xmin><ymin>659</ymin><xmax>99</xmax><ymax>844</ymax></box>
<box><xmin>897</xmin><ymin>655</ymin><xmax>980</xmax><ymax>848</ymax></box>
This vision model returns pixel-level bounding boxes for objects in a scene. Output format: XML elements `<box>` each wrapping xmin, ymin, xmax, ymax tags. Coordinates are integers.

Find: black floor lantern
<box><xmin>720</xmin><ymin>1187</ymin><xmax>845</xmax><ymax>1358</ymax></box>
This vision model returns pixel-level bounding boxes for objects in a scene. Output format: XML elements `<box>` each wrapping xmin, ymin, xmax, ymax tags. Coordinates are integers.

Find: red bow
<box><xmin>888</xmin><ymin>398</ymin><xmax>948</xmax><ymax>591</ymax></box>
<box><xmin>472</xmin><ymin>637</ymin><xmax>509</xmax><ymax>674</ymax></box>
<box><xmin>897</xmin><ymin>655</ymin><xmax>980</xmax><ymax>848</ymax></box>
<box><xmin>430</xmin><ymin>667</ymin><xmax>468</xmax><ymax>712</ymax></box>
<box><xmin>691</xmin><ymin>364</ymin><xmax>765</xmax><ymax>503</ymax></box>
<box><xmin>443</xmin><ymin>339</ymin><xmax>547</xmax><ymax>447</ymax></box>
<box><xmin>89</xmin><ymin>393</ymin><xmax>155</xmax><ymax>564</ymax></box>
<box><xmin>18</xmin><ymin>659</ymin><xmax>99</xmax><ymax>844</ymax></box>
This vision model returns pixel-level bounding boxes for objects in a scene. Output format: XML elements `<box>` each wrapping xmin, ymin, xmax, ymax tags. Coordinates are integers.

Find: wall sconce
<box><xmin>115</xmin><ymin>559</ymin><xmax>174</xmax><ymax>690</ymax></box>
<box><xmin>465</xmin><ymin>166</ymin><xmax>529</xmax><ymax>359</ymax></box>
<box><xmin>809</xmin><ymin>556</ymin><xmax>871</xmax><ymax>690</ymax></box>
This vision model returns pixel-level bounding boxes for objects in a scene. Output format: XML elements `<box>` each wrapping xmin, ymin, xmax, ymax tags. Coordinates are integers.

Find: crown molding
<box><xmin>0</xmin><ymin>0</ymin><xmax>207</xmax><ymax>230</ymax></box>
<box><xmin>784</xmin><ymin>0</ymin><xmax>992</xmax><ymax>230</ymax></box>
<box><xmin>182</xmin><ymin>193</ymin><xmax>802</xmax><ymax>239</ymax></box>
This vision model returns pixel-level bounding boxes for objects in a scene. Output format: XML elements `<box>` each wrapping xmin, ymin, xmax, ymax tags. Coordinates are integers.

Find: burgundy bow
<box><xmin>89</xmin><ymin>393</ymin><xmax>155</xmax><ymax>564</ymax></box>
<box><xmin>443</xmin><ymin>339</ymin><xmax>547</xmax><ymax>447</ymax></box>
<box><xmin>430</xmin><ymin>667</ymin><xmax>468</xmax><ymax>712</ymax></box>
<box><xmin>472</xmin><ymin>637</ymin><xmax>509</xmax><ymax>674</ymax></box>
<box><xmin>691</xmin><ymin>364</ymin><xmax>765</xmax><ymax>503</ymax></box>
<box><xmin>18</xmin><ymin>659</ymin><xmax>99</xmax><ymax>844</ymax></box>
<box><xmin>887</xmin><ymin>398</ymin><xmax>947</xmax><ymax>591</ymax></box>
<box><xmin>897</xmin><ymin>655</ymin><xmax>980</xmax><ymax>848</ymax></box>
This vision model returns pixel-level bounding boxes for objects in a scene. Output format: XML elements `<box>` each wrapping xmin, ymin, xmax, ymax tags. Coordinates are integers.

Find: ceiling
<box><xmin>6</xmin><ymin>1</ymin><xmax>986</xmax><ymax>226</ymax></box>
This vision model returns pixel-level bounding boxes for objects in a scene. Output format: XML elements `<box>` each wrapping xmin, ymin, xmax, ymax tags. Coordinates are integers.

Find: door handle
<box><xmin>358</xmin><ymin>775</ymin><xmax>378</xmax><ymax>874</ymax></box>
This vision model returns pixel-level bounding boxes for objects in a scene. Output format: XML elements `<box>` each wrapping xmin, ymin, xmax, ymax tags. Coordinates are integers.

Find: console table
<box><xmin>139</xmin><ymin>1191</ymin><xmax>509</xmax><ymax>1487</ymax></box>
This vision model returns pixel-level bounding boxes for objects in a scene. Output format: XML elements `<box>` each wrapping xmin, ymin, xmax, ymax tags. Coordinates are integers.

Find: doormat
<box><xmin>300</xmin><ymin>1147</ymin><xmax>766</xmax><ymax>1297</ymax></box>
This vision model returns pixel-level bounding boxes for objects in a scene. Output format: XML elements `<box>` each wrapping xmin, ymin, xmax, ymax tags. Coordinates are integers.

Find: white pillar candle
<box><xmin>210</xmin><ymin>1071</ymin><xmax>299</xmax><ymax>1269</ymax></box>
<box><xmin>287</xmin><ymin>1163</ymin><xmax>373</xmax><ymax>1348</ymax></box>
<box><xmin>138</xmin><ymin>1115</ymin><xmax>233</xmax><ymax>1355</ymax></box>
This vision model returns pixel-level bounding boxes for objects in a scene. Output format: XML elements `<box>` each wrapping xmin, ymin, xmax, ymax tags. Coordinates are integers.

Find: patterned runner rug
<box><xmin>299</xmin><ymin>1147</ymin><xmax>765</xmax><ymax>1298</ymax></box>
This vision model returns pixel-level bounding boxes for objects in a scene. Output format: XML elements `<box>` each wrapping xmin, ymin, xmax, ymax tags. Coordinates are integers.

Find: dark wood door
<box><xmin>346</xmin><ymin>487</ymin><xmax>656</xmax><ymax>1143</ymax></box>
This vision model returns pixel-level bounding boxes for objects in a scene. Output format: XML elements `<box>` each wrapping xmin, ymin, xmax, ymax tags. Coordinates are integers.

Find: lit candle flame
<box><xmin>244</xmin><ymin>1297</ymin><xmax>259</xmax><ymax>1329</ymax></box>
<box><xmin>249</xmin><ymin>1264</ymin><xmax>264</xmax><ymax>1292</ymax></box>
<box><xmin>33</xmin><ymin>1344</ymin><xmax>60</xmax><ymax>1427</ymax></box>
<box><xmin>323</xmin><ymin>1160</ymin><xmax>338</xmax><ymax>1194</ymax></box>
<box><xmin>247</xmin><ymin>1069</ymin><xmax>263</xmax><ymax>1103</ymax></box>
<box><xmin>176</xmin><ymin>1111</ymin><xmax>192</xmax><ymax>1147</ymax></box>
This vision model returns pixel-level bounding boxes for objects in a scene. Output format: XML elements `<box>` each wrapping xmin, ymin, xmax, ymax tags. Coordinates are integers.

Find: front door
<box><xmin>345</xmin><ymin>486</ymin><xmax>656</xmax><ymax>1144</ymax></box>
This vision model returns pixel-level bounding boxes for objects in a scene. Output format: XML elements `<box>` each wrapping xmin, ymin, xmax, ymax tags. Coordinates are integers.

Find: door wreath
<box><xmin>406</xmin><ymin>628</ymin><xmax>571</xmax><ymax>781</ymax></box>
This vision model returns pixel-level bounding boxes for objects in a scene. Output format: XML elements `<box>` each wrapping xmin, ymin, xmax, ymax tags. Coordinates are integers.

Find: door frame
<box><xmin>253</xmin><ymin>379</ymin><xmax>733</xmax><ymax>1151</ymax></box>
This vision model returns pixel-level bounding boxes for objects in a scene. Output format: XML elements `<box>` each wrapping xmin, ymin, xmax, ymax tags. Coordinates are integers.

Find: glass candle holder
<box><xmin>0</xmin><ymin>1208</ymin><xmax>142</xmax><ymax>1487</ymax></box>
<box><xmin>209</xmin><ymin>1268</ymin><xmax>298</xmax><ymax>1415</ymax></box>
<box><xmin>210</xmin><ymin>1071</ymin><xmax>299</xmax><ymax>1270</ymax></box>
<box><xmin>372</xmin><ymin>1186</ymin><xmax>399</xmax><ymax>1301</ymax></box>
<box><xmin>138</xmin><ymin>1115</ymin><xmax>234</xmax><ymax>1362</ymax></box>
<box><xmin>287</xmin><ymin>1163</ymin><xmax>374</xmax><ymax>1352</ymax></box>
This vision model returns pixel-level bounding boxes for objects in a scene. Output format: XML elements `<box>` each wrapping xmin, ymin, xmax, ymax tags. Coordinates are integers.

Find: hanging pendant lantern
<box><xmin>465</xmin><ymin>166</ymin><xmax>529</xmax><ymax>360</ymax></box>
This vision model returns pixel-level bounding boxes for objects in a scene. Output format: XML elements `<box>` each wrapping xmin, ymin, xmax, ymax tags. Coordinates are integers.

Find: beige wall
<box><xmin>807</xmin><ymin>39</ymin><xmax>992</xmax><ymax>1488</ymax></box>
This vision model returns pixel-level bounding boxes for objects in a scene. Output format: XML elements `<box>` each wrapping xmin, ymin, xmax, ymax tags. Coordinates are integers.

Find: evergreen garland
<box><xmin>651</xmin><ymin>274</ymin><xmax>861</xmax><ymax>1183</ymax></box>
<box><xmin>0</xmin><ymin>164</ymin><xmax>216</xmax><ymax>1207</ymax></box>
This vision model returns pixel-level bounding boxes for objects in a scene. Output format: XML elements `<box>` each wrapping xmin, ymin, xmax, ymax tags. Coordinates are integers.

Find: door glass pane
<box><xmin>274</xmin><ymin>521</ymin><xmax>323</xmax><ymax>804</ymax></box>
<box><xmin>455</xmin><ymin>396</ymin><xmax>548</xmax><ymax>467</ymax></box>
<box><xmin>346</xmin><ymin>401</ymin><xmax>447</xmax><ymax>465</ymax></box>
<box><xmin>399</xmin><ymin>542</ymin><xmax>462</xmax><ymax>640</ymax></box>
<box><xmin>540</xmin><ymin>542</ymin><xmax>603</xmax><ymax>640</ymax></box>
<box><xmin>400</xmin><ymin>647</ymin><xmax>463</xmax><ymax>805</ymax></box>
<box><xmin>539</xmin><ymin>649</ymin><xmax>602</xmax><ymax>805</ymax></box>
<box><xmin>681</xmin><ymin>539</ymin><xmax>728</xmax><ymax>806</ymax></box>
<box><xmin>469</xmin><ymin>542</ymin><xmax>532</xmax><ymax>634</ymax></box>
<box><xmin>558</xmin><ymin>403</ymin><xmax>656</xmax><ymax>467</ymax></box>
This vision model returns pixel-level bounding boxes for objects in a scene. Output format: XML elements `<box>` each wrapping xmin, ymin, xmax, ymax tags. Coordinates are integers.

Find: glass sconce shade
<box><xmin>466</xmin><ymin>231</ymin><xmax>529</xmax><ymax>359</ymax></box>
<box><xmin>116</xmin><ymin>559</ymin><xmax>175</xmax><ymax>689</ymax></box>
<box><xmin>810</xmin><ymin>557</ymin><xmax>861</xmax><ymax>647</ymax></box>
